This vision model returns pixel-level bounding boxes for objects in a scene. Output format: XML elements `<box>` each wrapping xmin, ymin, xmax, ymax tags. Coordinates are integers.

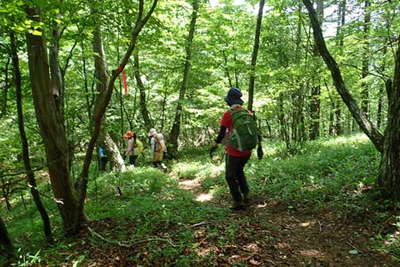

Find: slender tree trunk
<box><xmin>160</xmin><ymin>79</ymin><xmax>168</xmax><ymax>130</ymax></box>
<box><xmin>133</xmin><ymin>51</ymin><xmax>153</xmax><ymax>130</ymax></box>
<box><xmin>377</xmin><ymin>39</ymin><xmax>389</xmax><ymax>129</ymax></box>
<box><xmin>291</xmin><ymin>89</ymin><xmax>305</xmax><ymax>144</ymax></box>
<box><xmin>81</xmin><ymin>41</ymin><xmax>92</xmax><ymax>123</ymax></box>
<box><xmin>1</xmin><ymin>57</ymin><xmax>10</xmax><ymax>118</ymax></box>
<box><xmin>169</xmin><ymin>0</ymin><xmax>199</xmax><ymax>156</ymax></box>
<box><xmin>10</xmin><ymin>32</ymin><xmax>53</xmax><ymax>242</ymax></box>
<box><xmin>0</xmin><ymin>216</ymin><xmax>13</xmax><ymax>260</ymax></box>
<box><xmin>25</xmin><ymin>6</ymin><xmax>82</xmax><ymax>235</ymax></box>
<box><xmin>75</xmin><ymin>0</ymin><xmax>158</xmax><ymax>232</ymax></box>
<box><xmin>278</xmin><ymin>92</ymin><xmax>290</xmax><ymax>150</ymax></box>
<box><xmin>222</xmin><ymin>50</ymin><xmax>233</xmax><ymax>88</ymax></box>
<box><xmin>334</xmin><ymin>102</ymin><xmax>342</xmax><ymax>135</ymax></box>
<box><xmin>91</xmin><ymin>5</ymin><xmax>126</xmax><ymax>172</ymax></box>
<box><xmin>331</xmin><ymin>0</ymin><xmax>346</xmax><ymax>136</ymax></box>
<box><xmin>247</xmin><ymin>0</ymin><xmax>265</xmax><ymax>111</ymax></box>
<box><xmin>361</xmin><ymin>0</ymin><xmax>371</xmax><ymax>116</ymax></box>
<box><xmin>303</xmin><ymin>0</ymin><xmax>384</xmax><ymax>152</ymax></box>
<box><xmin>309</xmin><ymin>0</ymin><xmax>323</xmax><ymax>140</ymax></box>
<box><xmin>233</xmin><ymin>46</ymin><xmax>240</xmax><ymax>88</ymax></box>
<box><xmin>309</xmin><ymin>84</ymin><xmax>320</xmax><ymax>139</ymax></box>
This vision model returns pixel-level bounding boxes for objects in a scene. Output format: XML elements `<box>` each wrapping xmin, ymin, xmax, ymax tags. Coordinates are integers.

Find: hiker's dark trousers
<box><xmin>225</xmin><ymin>154</ymin><xmax>250</xmax><ymax>202</ymax></box>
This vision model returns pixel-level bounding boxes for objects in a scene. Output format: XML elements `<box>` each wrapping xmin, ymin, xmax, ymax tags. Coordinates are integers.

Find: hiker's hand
<box><xmin>209</xmin><ymin>144</ymin><xmax>218</xmax><ymax>158</ymax></box>
<box><xmin>257</xmin><ymin>145</ymin><xmax>264</xmax><ymax>160</ymax></box>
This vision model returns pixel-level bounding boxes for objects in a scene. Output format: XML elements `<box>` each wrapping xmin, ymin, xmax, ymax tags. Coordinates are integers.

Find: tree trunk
<box><xmin>309</xmin><ymin>0</ymin><xmax>323</xmax><ymax>140</ymax></box>
<box><xmin>303</xmin><ymin>0</ymin><xmax>384</xmax><ymax>152</ymax></box>
<box><xmin>377</xmin><ymin>41</ymin><xmax>389</xmax><ymax>130</ymax></box>
<box><xmin>222</xmin><ymin>50</ymin><xmax>233</xmax><ymax>88</ymax></box>
<box><xmin>25</xmin><ymin>6</ymin><xmax>83</xmax><ymax>234</ymax></box>
<box><xmin>233</xmin><ymin>46</ymin><xmax>240</xmax><ymax>88</ymax></box>
<box><xmin>10</xmin><ymin>31</ymin><xmax>53</xmax><ymax>242</ymax></box>
<box><xmin>361</xmin><ymin>0</ymin><xmax>371</xmax><ymax>116</ymax></box>
<box><xmin>169</xmin><ymin>0</ymin><xmax>199</xmax><ymax>156</ymax></box>
<box><xmin>133</xmin><ymin>51</ymin><xmax>153</xmax><ymax>130</ymax></box>
<box><xmin>309</xmin><ymin>84</ymin><xmax>320</xmax><ymax>139</ymax></box>
<box><xmin>91</xmin><ymin>6</ymin><xmax>126</xmax><ymax>171</ymax></box>
<box><xmin>277</xmin><ymin>92</ymin><xmax>290</xmax><ymax>150</ymax></box>
<box><xmin>332</xmin><ymin>0</ymin><xmax>345</xmax><ymax>136</ymax></box>
<box><xmin>49</xmin><ymin>23</ymin><xmax>64</xmax><ymax>114</ymax></box>
<box><xmin>160</xmin><ymin>79</ymin><xmax>168</xmax><ymax>130</ymax></box>
<box><xmin>0</xmin><ymin>176</ymin><xmax>12</xmax><ymax>211</ymax></box>
<box><xmin>1</xmin><ymin>57</ymin><xmax>10</xmax><ymax>118</ymax></box>
<box><xmin>81</xmin><ymin>40</ymin><xmax>93</xmax><ymax>122</ymax></box>
<box><xmin>0</xmin><ymin>216</ymin><xmax>13</xmax><ymax>260</ymax></box>
<box><xmin>247</xmin><ymin>0</ymin><xmax>265</xmax><ymax>111</ymax></box>
<box><xmin>75</xmin><ymin>0</ymin><xmax>158</xmax><ymax>232</ymax></box>
<box><xmin>104</xmin><ymin>133</ymin><xmax>125</xmax><ymax>171</ymax></box>
<box><xmin>378</xmin><ymin>45</ymin><xmax>400</xmax><ymax>200</ymax></box>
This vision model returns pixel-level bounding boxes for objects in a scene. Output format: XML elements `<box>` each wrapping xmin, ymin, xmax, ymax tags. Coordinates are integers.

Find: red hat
<box><xmin>123</xmin><ymin>131</ymin><xmax>134</xmax><ymax>138</ymax></box>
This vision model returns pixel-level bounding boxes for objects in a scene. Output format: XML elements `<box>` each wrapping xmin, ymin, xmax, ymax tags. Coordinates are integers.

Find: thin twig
<box><xmin>347</xmin><ymin>240</ymin><xmax>362</xmax><ymax>253</ymax></box>
<box><xmin>189</xmin><ymin>221</ymin><xmax>209</xmax><ymax>228</ymax></box>
<box><xmin>88</xmin><ymin>226</ymin><xmax>176</xmax><ymax>248</ymax></box>
<box><xmin>317</xmin><ymin>220</ymin><xmax>322</xmax><ymax>232</ymax></box>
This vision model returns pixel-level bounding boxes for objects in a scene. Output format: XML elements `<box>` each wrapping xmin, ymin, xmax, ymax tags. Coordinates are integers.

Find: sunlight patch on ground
<box><xmin>196</xmin><ymin>193</ymin><xmax>213</xmax><ymax>202</ymax></box>
<box><xmin>178</xmin><ymin>178</ymin><xmax>215</xmax><ymax>202</ymax></box>
<box><xmin>299</xmin><ymin>220</ymin><xmax>316</xmax><ymax>227</ymax></box>
<box><xmin>178</xmin><ymin>179</ymin><xmax>201</xmax><ymax>190</ymax></box>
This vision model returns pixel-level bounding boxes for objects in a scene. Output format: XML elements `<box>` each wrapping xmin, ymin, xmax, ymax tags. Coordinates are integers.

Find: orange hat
<box><xmin>123</xmin><ymin>131</ymin><xmax>134</xmax><ymax>138</ymax></box>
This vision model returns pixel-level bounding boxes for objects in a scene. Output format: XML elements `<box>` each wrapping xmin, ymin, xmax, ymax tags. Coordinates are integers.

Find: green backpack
<box><xmin>226</xmin><ymin>108</ymin><xmax>258</xmax><ymax>152</ymax></box>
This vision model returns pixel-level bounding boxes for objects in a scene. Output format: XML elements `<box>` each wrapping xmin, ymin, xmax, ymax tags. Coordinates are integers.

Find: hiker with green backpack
<box><xmin>210</xmin><ymin>87</ymin><xmax>263</xmax><ymax>211</ymax></box>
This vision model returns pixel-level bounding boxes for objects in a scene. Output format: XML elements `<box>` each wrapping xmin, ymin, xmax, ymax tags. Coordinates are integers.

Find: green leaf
<box><xmin>29</xmin><ymin>29</ymin><xmax>42</xmax><ymax>36</ymax></box>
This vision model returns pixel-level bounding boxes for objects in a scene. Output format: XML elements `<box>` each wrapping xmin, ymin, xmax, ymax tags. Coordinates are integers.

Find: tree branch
<box><xmin>303</xmin><ymin>0</ymin><xmax>384</xmax><ymax>152</ymax></box>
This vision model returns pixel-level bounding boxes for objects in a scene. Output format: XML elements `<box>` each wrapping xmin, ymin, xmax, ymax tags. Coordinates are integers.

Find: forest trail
<box><xmin>176</xmin><ymin>173</ymin><xmax>394</xmax><ymax>266</ymax></box>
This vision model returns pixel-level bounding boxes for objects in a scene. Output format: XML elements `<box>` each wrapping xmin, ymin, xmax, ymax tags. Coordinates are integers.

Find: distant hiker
<box><xmin>98</xmin><ymin>146</ymin><xmax>108</xmax><ymax>171</ymax></box>
<box><xmin>148</xmin><ymin>128</ymin><xmax>167</xmax><ymax>170</ymax></box>
<box><xmin>123</xmin><ymin>131</ymin><xmax>142</xmax><ymax>167</ymax></box>
<box><xmin>210</xmin><ymin>87</ymin><xmax>260</xmax><ymax>211</ymax></box>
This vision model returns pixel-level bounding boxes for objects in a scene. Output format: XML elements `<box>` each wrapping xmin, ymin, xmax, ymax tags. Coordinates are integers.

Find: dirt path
<box><xmin>178</xmin><ymin>177</ymin><xmax>395</xmax><ymax>266</ymax></box>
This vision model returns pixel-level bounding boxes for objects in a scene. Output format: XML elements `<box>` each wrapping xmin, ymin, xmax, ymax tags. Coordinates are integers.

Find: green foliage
<box><xmin>249</xmin><ymin>134</ymin><xmax>380</xmax><ymax>210</ymax></box>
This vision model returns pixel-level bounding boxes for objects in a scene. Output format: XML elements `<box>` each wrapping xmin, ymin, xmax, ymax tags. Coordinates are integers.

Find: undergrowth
<box><xmin>2</xmin><ymin>134</ymin><xmax>400</xmax><ymax>264</ymax></box>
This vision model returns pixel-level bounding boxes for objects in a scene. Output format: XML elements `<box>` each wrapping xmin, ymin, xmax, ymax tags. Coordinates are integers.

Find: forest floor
<box><xmin>175</xmin><ymin>175</ymin><xmax>394</xmax><ymax>266</ymax></box>
<box><xmin>66</xmin><ymin>165</ymin><xmax>395</xmax><ymax>267</ymax></box>
<box><xmin>5</xmin><ymin>136</ymin><xmax>400</xmax><ymax>266</ymax></box>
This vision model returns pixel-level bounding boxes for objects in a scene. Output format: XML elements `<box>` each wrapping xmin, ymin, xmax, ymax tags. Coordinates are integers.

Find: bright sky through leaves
<box><xmin>209</xmin><ymin>0</ymin><xmax>338</xmax><ymax>37</ymax></box>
